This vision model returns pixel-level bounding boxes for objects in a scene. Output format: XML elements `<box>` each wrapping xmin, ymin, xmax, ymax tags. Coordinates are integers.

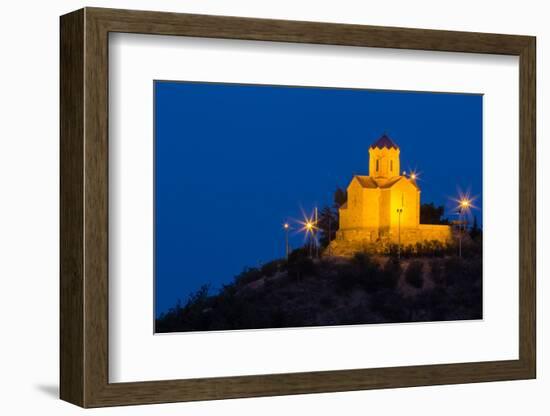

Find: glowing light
<box><xmin>296</xmin><ymin>209</ymin><xmax>319</xmax><ymax>235</ymax></box>
<box><xmin>409</xmin><ymin>170</ymin><xmax>420</xmax><ymax>181</ymax></box>
<box><xmin>451</xmin><ymin>188</ymin><xmax>478</xmax><ymax>217</ymax></box>
<box><xmin>283</xmin><ymin>223</ymin><xmax>289</xmax><ymax>229</ymax></box>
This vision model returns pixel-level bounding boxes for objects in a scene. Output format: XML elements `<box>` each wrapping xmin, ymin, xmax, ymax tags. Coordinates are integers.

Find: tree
<box><xmin>469</xmin><ymin>215</ymin><xmax>481</xmax><ymax>240</ymax></box>
<box><xmin>420</xmin><ymin>202</ymin><xmax>448</xmax><ymax>224</ymax></box>
<box><xmin>317</xmin><ymin>206</ymin><xmax>338</xmax><ymax>247</ymax></box>
<box><xmin>315</xmin><ymin>188</ymin><xmax>347</xmax><ymax>248</ymax></box>
<box><xmin>333</xmin><ymin>187</ymin><xmax>347</xmax><ymax>208</ymax></box>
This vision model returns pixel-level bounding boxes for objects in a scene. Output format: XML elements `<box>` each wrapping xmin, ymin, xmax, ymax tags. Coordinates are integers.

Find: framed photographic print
<box><xmin>60</xmin><ymin>7</ymin><xmax>536</xmax><ymax>408</ymax></box>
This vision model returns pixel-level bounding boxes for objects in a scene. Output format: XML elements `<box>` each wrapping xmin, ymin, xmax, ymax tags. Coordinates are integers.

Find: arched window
<box><xmin>390</xmin><ymin>160</ymin><xmax>393</xmax><ymax>172</ymax></box>
<box><xmin>376</xmin><ymin>160</ymin><xmax>379</xmax><ymax>172</ymax></box>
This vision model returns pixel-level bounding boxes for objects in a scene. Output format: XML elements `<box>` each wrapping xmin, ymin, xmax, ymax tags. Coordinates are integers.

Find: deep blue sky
<box><xmin>154</xmin><ymin>81</ymin><xmax>482</xmax><ymax>317</ymax></box>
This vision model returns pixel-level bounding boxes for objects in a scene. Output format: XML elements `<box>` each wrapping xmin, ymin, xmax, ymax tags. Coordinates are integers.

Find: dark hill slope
<box><xmin>156</xmin><ymin>249</ymin><xmax>482</xmax><ymax>333</ymax></box>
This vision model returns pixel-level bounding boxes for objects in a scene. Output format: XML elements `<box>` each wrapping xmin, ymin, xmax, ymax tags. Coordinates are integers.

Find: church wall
<box><xmin>340</xmin><ymin>179</ymin><xmax>380</xmax><ymax>230</ymax></box>
<box><xmin>388</xmin><ymin>180</ymin><xmax>419</xmax><ymax>229</ymax></box>
<box><xmin>339</xmin><ymin>179</ymin><xmax>363</xmax><ymax>230</ymax></box>
<box><xmin>384</xmin><ymin>225</ymin><xmax>451</xmax><ymax>245</ymax></box>
<box><xmin>362</xmin><ymin>188</ymin><xmax>380</xmax><ymax>228</ymax></box>
<box><xmin>336</xmin><ymin>227</ymin><xmax>379</xmax><ymax>243</ymax></box>
<box><xmin>417</xmin><ymin>224</ymin><xmax>453</xmax><ymax>242</ymax></box>
<box><xmin>387</xmin><ymin>226</ymin><xmax>421</xmax><ymax>244</ymax></box>
<box><xmin>416</xmin><ymin>190</ymin><xmax>421</xmax><ymax>225</ymax></box>
<box><xmin>338</xmin><ymin>208</ymin><xmax>353</xmax><ymax>230</ymax></box>
<box><xmin>378</xmin><ymin>189</ymin><xmax>392</xmax><ymax>231</ymax></box>
<box><xmin>331</xmin><ymin>224</ymin><xmax>452</xmax><ymax>257</ymax></box>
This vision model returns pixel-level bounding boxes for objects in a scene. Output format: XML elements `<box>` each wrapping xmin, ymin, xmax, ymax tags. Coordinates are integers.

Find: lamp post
<box><xmin>457</xmin><ymin>198</ymin><xmax>471</xmax><ymax>258</ymax></box>
<box><xmin>458</xmin><ymin>209</ymin><xmax>463</xmax><ymax>258</ymax></box>
<box><xmin>396</xmin><ymin>193</ymin><xmax>404</xmax><ymax>260</ymax></box>
<box><xmin>314</xmin><ymin>206</ymin><xmax>319</xmax><ymax>259</ymax></box>
<box><xmin>396</xmin><ymin>207</ymin><xmax>403</xmax><ymax>259</ymax></box>
<box><xmin>327</xmin><ymin>213</ymin><xmax>332</xmax><ymax>257</ymax></box>
<box><xmin>283</xmin><ymin>222</ymin><xmax>290</xmax><ymax>260</ymax></box>
<box><xmin>300</xmin><ymin>209</ymin><xmax>318</xmax><ymax>259</ymax></box>
<box><xmin>305</xmin><ymin>220</ymin><xmax>314</xmax><ymax>258</ymax></box>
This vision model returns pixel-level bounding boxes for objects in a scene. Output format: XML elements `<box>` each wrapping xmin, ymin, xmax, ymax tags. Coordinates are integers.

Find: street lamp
<box><xmin>457</xmin><ymin>198</ymin><xmax>471</xmax><ymax>258</ymax></box>
<box><xmin>298</xmin><ymin>209</ymin><xmax>318</xmax><ymax>259</ymax></box>
<box><xmin>283</xmin><ymin>222</ymin><xmax>290</xmax><ymax>260</ymax></box>
<box><xmin>396</xmin><ymin>208</ymin><xmax>403</xmax><ymax>259</ymax></box>
<box><xmin>460</xmin><ymin>199</ymin><xmax>471</xmax><ymax>210</ymax></box>
<box><xmin>305</xmin><ymin>220</ymin><xmax>315</xmax><ymax>258</ymax></box>
<box><xmin>314</xmin><ymin>206</ymin><xmax>319</xmax><ymax>259</ymax></box>
<box><xmin>408</xmin><ymin>169</ymin><xmax>420</xmax><ymax>181</ymax></box>
<box><xmin>396</xmin><ymin>193</ymin><xmax>404</xmax><ymax>260</ymax></box>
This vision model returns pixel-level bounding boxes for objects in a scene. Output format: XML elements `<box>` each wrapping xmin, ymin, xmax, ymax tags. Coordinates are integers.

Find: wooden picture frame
<box><xmin>60</xmin><ymin>7</ymin><xmax>536</xmax><ymax>408</ymax></box>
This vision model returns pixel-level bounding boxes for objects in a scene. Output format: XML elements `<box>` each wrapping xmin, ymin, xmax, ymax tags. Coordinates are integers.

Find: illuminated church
<box><xmin>331</xmin><ymin>134</ymin><xmax>451</xmax><ymax>255</ymax></box>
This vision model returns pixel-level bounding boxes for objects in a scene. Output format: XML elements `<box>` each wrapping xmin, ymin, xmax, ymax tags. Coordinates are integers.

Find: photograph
<box><xmin>154</xmin><ymin>81</ymin><xmax>483</xmax><ymax>333</ymax></box>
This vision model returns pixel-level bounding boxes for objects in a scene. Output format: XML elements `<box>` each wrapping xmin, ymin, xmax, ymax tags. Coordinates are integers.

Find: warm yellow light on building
<box><xmin>333</xmin><ymin>134</ymin><xmax>453</xmax><ymax>252</ymax></box>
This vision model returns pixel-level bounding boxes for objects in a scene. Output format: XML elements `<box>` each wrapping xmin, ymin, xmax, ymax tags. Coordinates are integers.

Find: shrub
<box><xmin>287</xmin><ymin>248</ymin><xmax>316</xmax><ymax>279</ymax></box>
<box><xmin>352</xmin><ymin>251</ymin><xmax>371</xmax><ymax>268</ymax></box>
<box><xmin>234</xmin><ymin>267</ymin><xmax>263</xmax><ymax>286</ymax></box>
<box><xmin>429</xmin><ymin>240</ymin><xmax>446</xmax><ymax>257</ymax></box>
<box><xmin>370</xmin><ymin>289</ymin><xmax>410</xmax><ymax>322</ymax></box>
<box><xmin>156</xmin><ymin>284</ymin><xmax>214</xmax><ymax>332</ymax></box>
<box><xmin>268</xmin><ymin>308</ymin><xmax>288</xmax><ymax>328</ymax></box>
<box><xmin>334</xmin><ymin>263</ymin><xmax>359</xmax><ymax>293</ymax></box>
<box><xmin>405</xmin><ymin>260</ymin><xmax>424</xmax><ymax>289</ymax></box>
<box><xmin>443</xmin><ymin>256</ymin><xmax>465</xmax><ymax>286</ymax></box>
<box><xmin>464</xmin><ymin>255</ymin><xmax>482</xmax><ymax>285</ymax></box>
<box><xmin>386</xmin><ymin>243</ymin><xmax>399</xmax><ymax>258</ymax></box>
<box><xmin>320</xmin><ymin>295</ymin><xmax>335</xmax><ymax>308</ymax></box>
<box><xmin>288</xmin><ymin>247</ymin><xmax>308</xmax><ymax>262</ymax></box>
<box><xmin>261</xmin><ymin>259</ymin><xmax>285</xmax><ymax>277</ymax></box>
<box><xmin>430</xmin><ymin>258</ymin><xmax>445</xmax><ymax>286</ymax></box>
<box><xmin>380</xmin><ymin>257</ymin><xmax>401</xmax><ymax>290</ymax></box>
<box><xmin>342</xmin><ymin>252</ymin><xmax>385</xmax><ymax>293</ymax></box>
<box><xmin>411</xmin><ymin>286</ymin><xmax>450</xmax><ymax>321</ymax></box>
<box><xmin>401</xmin><ymin>244</ymin><xmax>415</xmax><ymax>258</ymax></box>
<box><xmin>353</xmin><ymin>252</ymin><xmax>379</xmax><ymax>276</ymax></box>
<box><xmin>186</xmin><ymin>284</ymin><xmax>210</xmax><ymax>307</ymax></box>
<box><xmin>460</xmin><ymin>237</ymin><xmax>483</xmax><ymax>258</ymax></box>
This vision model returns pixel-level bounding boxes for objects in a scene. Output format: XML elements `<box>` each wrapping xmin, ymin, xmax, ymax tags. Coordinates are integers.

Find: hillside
<box><xmin>156</xmin><ymin>246</ymin><xmax>482</xmax><ymax>333</ymax></box>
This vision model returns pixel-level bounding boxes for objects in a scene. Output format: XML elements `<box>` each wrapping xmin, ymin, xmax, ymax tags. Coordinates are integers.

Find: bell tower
<box><xmin>369</xmin><ymin>134</ymin><xmax>400</xmax><ymax>178</ymax></box>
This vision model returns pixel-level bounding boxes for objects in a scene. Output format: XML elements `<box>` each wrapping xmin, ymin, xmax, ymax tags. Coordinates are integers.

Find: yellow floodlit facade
<box><xmin>331</xmin><ymin>134</ymin><xmax>451</xmax><ymax>255</ymax></box>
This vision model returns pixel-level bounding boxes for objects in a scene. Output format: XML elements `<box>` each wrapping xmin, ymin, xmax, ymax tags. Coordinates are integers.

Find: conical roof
<box><xmin>370</xmin><ymin>134</ymin><xmax>399</xmax><ymax>150</ymax></box>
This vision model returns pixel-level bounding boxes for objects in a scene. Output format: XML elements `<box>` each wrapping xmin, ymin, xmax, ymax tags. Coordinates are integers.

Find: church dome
<box><xmin>370</xmin><ymin>134</ymin><xmax>399</xmax><ymax>150</ymax></box>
